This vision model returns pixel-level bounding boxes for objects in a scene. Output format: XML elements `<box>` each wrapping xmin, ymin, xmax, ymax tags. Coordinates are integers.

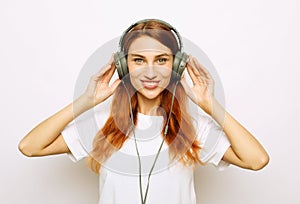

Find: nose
<box><xmin>144</xmin><ymin>65</ymin><xmax>157</xmax><ymax>80</ymax></box>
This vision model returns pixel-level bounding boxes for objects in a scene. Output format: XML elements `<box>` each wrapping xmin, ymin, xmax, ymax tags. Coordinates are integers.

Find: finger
<box><xmin>192</xmin><ymin>57</ymin><xmax>213</xmax><ymax>86</ymax></box>
<box><xmin>108</xmin><ymin>79</ymin><xmax>121</xmax><ymax>94</ymax></box>
<box><xmin>186</xmin><ymin>63</ymin><xmax>199</xmax><ymax>85</ymax></box>
<box><xmin>193</xmin><ymin>57</ymin><xmax>212</xmax><ymax>80</ymax></box>
<box><xmin>92</xmin><ymin>64</ymin><xmax>112</xmax><ymax>82</ymax></box>
<box><xmin>187</xmin><ymin>59</ymin><xmax>206</xmax><ymax>85</ymax></box>
<box><xmin>188</xmin><ymin>57</ymin><xmax>201</xmax><ymax>77</ymax></box>
<box><xmin>92</xmin><ymin>54</ymin><xmax>115</xmax><ymax>80</ymax></box>
<box><xmin>186</xmin><ymin>55</ymin><xmax>201</xmax><ymax>80</ymax></box>
<box><xmin>108</xmin><ymin>53</ymin><xmax>114</xmax><ymax>64</ymax></box>
<box><xmin>193</xmin><ymin>58</ymin><xmax>215</xmax><ymax>88</ymax></box>
<box><xmin>188</xmin><ymin>57</ymin><xmax>200</xmax><ymax>76</ymax></box>
<box><xmin>101</xmin><ymin>63</ymin><xmax>117</xmax><ymax>83</ymax></box>
<box><xmin>180</xmin><ymin>75</ymin><xmax>196</xmax><ymax>101</ymax></box>
<box><xmin>191</xmin><ymin>58</ymin><xmax>207</xmax><ymax>78</ymax></box>
<box><xmin>180</xmin><ymin>75</ymin><xmax>192</xmax><ymax>95</ymax></box>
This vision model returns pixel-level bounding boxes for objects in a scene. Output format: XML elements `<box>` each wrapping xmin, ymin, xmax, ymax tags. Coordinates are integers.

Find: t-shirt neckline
<box><xmin>137</xmin><ymin>112</ymin><xmax>164</xmax><ymax>118</ymax></box>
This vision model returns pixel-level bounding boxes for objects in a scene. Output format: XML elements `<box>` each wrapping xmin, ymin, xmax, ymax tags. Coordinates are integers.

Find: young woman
<box><xmin>19</xmin><ymin>19</ymin><xmax>269</xmax><ymax>204</ymax></box>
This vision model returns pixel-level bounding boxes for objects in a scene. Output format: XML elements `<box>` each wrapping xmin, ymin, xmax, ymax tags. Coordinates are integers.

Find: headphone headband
<box><xmin>118</xmin><ymin>19</ymin><xmax>183</xmax><ymax>52</ymax></box>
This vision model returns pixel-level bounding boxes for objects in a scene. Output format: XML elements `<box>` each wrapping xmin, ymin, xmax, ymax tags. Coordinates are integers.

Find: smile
<box><xmin>141</xmin><ymin>80</ymin><xmax>160</xmax><ymax>89</ymax></box>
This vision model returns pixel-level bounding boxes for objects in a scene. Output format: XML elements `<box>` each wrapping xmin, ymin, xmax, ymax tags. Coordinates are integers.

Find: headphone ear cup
<box><xmin>173</xmin><ymin>51</ymin><xmax>188</xmax><ymax>79</ymax></box>
<box><xmin>114</xmin><ymin>52</ymin><xmax>128</xmax><ymax>79</ymax></box>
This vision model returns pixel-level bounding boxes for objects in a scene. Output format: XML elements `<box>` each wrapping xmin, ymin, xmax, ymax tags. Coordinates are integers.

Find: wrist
<box><xmin>198</xmin><ymin>96</ymin><xmax>215</xmax><ymax>116</ymax></box>
<box><xmin>72</xmin><ymin>94</ymin><xmax>95</xmax><ymax>118</ymax></box>
<box><xmin>207</xmin><ymin>97</ymin><xmax>227</xmax><ymax>128</ymax></box>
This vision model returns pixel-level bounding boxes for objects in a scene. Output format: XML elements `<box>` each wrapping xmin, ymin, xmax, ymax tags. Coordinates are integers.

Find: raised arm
<box><xmin>207</xmin><ymin>97</ymin><xmax>269</xmax><ymax>170</ymax></box>
<box><xmin>181</xmin><ymin>56</ymin><xmax>269</xmax><ymax>170</ymax></box>
<box><xmin>18</xmin><ymin>95</ymin><xmax>93</xmax><ymax>157</ymax></box>
<box><xmin>18</xmin><ymin>55</ymin><xmax>121</xmax><ymax>157</ymax></box>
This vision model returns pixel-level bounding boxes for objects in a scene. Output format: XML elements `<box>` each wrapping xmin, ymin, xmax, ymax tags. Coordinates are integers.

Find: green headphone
<box><xmin>114</xmin><ymin>19</ymin><xmax>188</xmax><ymax>80</ymax></box>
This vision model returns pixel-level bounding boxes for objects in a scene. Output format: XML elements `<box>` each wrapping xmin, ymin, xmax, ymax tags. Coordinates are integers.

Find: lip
<box><xmin>140</xmin><ymin>80</ymin><xmax>160</xmax><ymax>89</ymax></box>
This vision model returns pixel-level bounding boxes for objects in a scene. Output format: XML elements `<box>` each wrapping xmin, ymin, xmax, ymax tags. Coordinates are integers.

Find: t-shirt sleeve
<box><xmin>61</xmin><ymin>121</ymin><xmax>89</xmax><ymax>162</ymax></box>
<box><xmin>196</xmin><ymin>114</ymin><xmax>231</xmax><ymax>171</ymax></box>
<box><xmin>61</xmin><ymin>110</ymin><xmax>110</xmax><ymax>162</ymax></box>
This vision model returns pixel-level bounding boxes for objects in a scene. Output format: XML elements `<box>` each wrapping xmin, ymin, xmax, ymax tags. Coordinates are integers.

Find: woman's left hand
<box><xmin>180</xmin><ymin>55</ymin><xmax>215</xmax><ymax>115</ymax></box>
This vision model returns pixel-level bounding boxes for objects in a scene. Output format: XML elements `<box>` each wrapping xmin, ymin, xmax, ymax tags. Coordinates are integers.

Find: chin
<box><xmin>138</xmin><ymin>88</ymin><xmax>163</xmax><ymax>100</ymax></box>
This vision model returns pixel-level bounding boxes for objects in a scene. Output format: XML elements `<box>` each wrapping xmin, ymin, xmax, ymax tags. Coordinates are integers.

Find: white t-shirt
<box><xmin>62</xmin><ymin>111</ymin><xmax>230</xmax><ymax>204</ymax></box>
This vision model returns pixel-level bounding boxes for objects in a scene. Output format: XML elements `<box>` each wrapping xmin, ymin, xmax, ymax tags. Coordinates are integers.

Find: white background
<box><xmin>1</xmin><ymin>0</ymin><xmax>299</xmax><ymax>203</ymax></box>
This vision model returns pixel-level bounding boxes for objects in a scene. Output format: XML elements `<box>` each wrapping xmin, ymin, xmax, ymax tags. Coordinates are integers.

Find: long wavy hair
<box><xmin>87</xmin><ymin>19</ymin><xmax>203</xmax><ymax>174</ymax></box>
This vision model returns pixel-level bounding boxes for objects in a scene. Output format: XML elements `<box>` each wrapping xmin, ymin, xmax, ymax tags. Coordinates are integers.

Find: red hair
<box><xmin>87</xmin><ymin>20</ymin><xmax>203</xmax><ymax>173</ymax></box>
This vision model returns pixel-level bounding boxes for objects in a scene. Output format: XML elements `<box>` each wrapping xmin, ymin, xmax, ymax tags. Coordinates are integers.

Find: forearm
<box><xmin>19</xmin><ymin>94</ymin><xmax>93</xmax><ymax>155</ymax></box>
<box><xmin>207</xmin><ymin>97</ymin><xmax>269</xmax><ymax>168</ymax></box>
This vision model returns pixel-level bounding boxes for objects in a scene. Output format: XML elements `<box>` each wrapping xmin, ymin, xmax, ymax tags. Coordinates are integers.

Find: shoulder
<box><xmin>192</xmin><ymin>114</ymin><xmax>231</xmax><ymax>169</ymax></box>
<box><xmin>94</xmin><ymin>110</ymin><xmax>110</xmax><ymax>129</ymax></box>
<box><xmin>192</xmin><ymin>114</ymin><xmax>215</xmax><ymax>138</ymax></box>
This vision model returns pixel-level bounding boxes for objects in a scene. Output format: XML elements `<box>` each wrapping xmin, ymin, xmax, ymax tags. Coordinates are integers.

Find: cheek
<box><xmin>158</xmin><ymin>66</ymin><xmax>173</xmax><ymax>78</ymax></box>
<box><xmin>128</xmin><ymin>62</ymin><xmax>143</xmax><ymax>77</ymax></box>
<box><xmin>127</xmin><ymin>66</ymin><xmax>141</xmax><ymax>89</ymax></box>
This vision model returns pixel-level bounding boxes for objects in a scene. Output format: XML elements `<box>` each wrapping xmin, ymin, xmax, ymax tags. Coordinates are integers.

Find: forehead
<box><xmin>128</xmin><ymin>36</ymin><xmax>172</xmax><ymax>55</ymax></box>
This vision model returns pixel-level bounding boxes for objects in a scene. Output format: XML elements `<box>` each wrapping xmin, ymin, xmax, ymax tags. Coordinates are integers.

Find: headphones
<box><xmin>114</xmin><ymin>19</ymin><xmax>188</xmax><ymax>80</ymax></box>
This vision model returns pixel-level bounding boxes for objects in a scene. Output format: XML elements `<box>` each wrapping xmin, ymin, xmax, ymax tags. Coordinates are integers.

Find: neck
<box><xmin>137</xmin><ymin>93</ymin><xmax>161</xmax><ymax>116</ymax></box>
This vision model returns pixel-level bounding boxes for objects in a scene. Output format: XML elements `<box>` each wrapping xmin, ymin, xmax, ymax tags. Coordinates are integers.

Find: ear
<box><xmin>114</xmin><ymin>52</ymin><xmax>128</xmax><ymax>79</ymax></box>
<box><xmin>173</xmin><ymin>51</ymin><xmax>189</xmax><ymax>79</ymax></box>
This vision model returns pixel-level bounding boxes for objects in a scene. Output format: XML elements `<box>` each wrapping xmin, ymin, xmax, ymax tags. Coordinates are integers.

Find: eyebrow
<box><xmin>128</xmin><ymin>53</ymin><xmax>172</xmax><ymax>58</ymax></box>
<box><xmin>128</xmin><ymin>54</ymin><xmax>145</xmax><ymax>58</ymax></box>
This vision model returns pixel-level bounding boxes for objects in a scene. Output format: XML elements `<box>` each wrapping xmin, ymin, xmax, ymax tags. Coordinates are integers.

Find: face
<box><xmin>127</xmin><ymin>36</ymin><xmax>173</xmax><ymax>100</ymax></box>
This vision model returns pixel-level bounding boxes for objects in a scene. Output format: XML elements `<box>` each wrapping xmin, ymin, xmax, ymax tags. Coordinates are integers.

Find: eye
<box><xmin>157</xmin><ymin>58</ymin><xmax>168</xmax><ymax>64</ymax></box>
<box><xmin>134</xmin><ymin>58</ymin><xmax>144</xmax><ymax>64</ymax></box>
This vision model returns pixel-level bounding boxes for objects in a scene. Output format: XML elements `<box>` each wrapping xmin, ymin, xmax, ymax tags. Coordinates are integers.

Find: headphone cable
<box><xmin>122</xmin><ymin>80</ymin><xmax>179</xmax><ymax>204</ymax></box>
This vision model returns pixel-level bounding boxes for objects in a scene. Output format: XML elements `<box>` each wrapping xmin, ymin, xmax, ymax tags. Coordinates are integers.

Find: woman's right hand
<box><xmin>83</xmin><ymin>54</ymin><xmax>121</xmax><ymax>108</ymax></box>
